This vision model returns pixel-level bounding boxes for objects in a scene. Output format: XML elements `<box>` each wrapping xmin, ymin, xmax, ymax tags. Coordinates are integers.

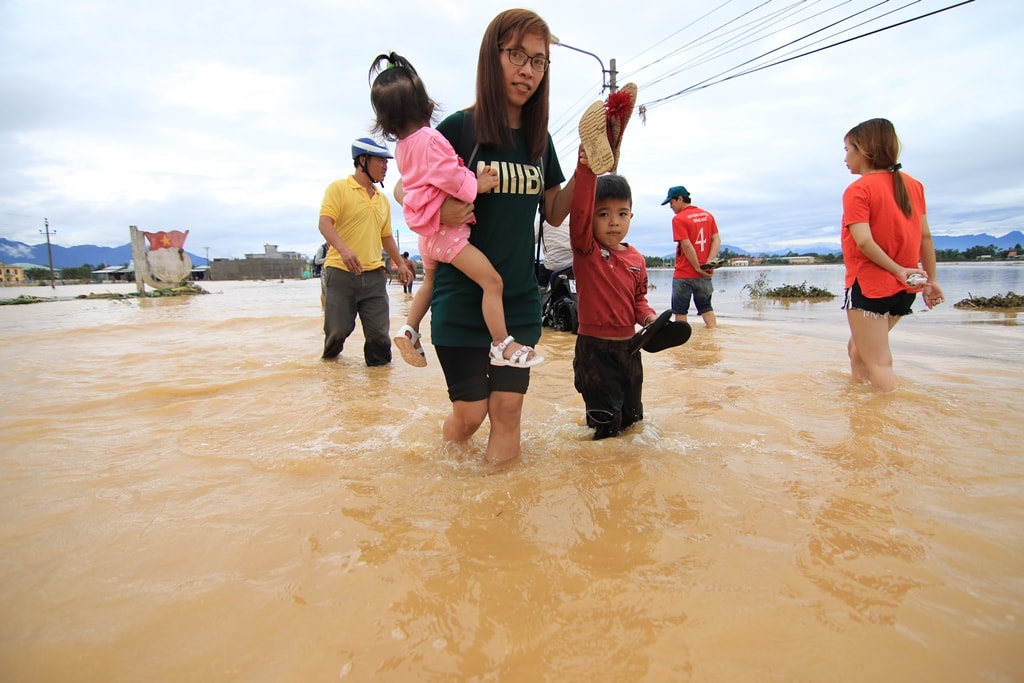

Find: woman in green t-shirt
<box><xmin>428</xmin><ymin>9</ymin><xmax>576</xmax><ymax>464</ymax></box>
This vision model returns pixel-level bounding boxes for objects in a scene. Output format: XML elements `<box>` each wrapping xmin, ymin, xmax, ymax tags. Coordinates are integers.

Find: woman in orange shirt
<box><xmin>841</xmin><ymin>118</ymin><xmax>945</xmax><ymax>391</ymax></box>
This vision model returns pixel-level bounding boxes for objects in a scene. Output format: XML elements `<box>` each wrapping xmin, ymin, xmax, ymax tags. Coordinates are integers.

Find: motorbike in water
<box><xmin>540</xmin><ymin>265</ymin><xmax>579</xmax><ymax>334</ymax></box>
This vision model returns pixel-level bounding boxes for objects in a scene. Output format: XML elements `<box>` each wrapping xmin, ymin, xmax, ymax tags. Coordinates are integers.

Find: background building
<box><xmin>208</xmin><ymin>245</ymin><xmax>307</xmax><ymax>281</ymax></box>
<box><xmin>1</xmin><ymin>262</ymin><xmax>26</xmax><ymax>285</ymax></box>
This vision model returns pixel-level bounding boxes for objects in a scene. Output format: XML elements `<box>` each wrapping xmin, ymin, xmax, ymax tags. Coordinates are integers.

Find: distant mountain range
<box><xmin>928</xmin><ymin>230</ymin><xmax>1024</xmax><ymax>252</ymax></box>
<box><xmin>720</xmin><ymin>230</ymin><xmax>1023</xmax><ymax>257</ymax></box>
<box><xmin>3</xmin><ymin>231</ymin><xmax>1022</xmax><ymax>269</ymax></box>
<box><xmin>0</xmin><ymin>237</ymin><xmax>207</xmax><ymax>269</ymax></box>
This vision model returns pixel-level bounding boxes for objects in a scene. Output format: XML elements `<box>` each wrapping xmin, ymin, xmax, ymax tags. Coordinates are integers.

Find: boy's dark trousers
<box><xmin>573</xmin><ymin>335</ymin><xmax>644</xmax><ymax>439</ymax></box>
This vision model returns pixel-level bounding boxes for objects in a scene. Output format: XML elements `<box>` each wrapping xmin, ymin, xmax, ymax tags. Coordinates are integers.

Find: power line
<box><xmin>547</xmin><ymin>0</ymin><xmax>773</xmax><ymax>150</ymax></box>
<box><xmin>615</xmin><ymin>0</ymin><xmax>743</xmax><ymax>70</ymax></box>
<box><xmin>640</xmin><ymin>0</ymin><xmax>902</xmax><ymax>103</ymax></box>
<box><xmin>640</xmin><ymin>0</ymin><xmax>975</xmax><ymax>111</ymax></box>
<box><xmin>745</xmin><ymin>0</ymin><xmax>921</xmax><ymax>65</ymax></box>
<box><xmin>549</xmin><ymin>0</ymin><xmax>974</xmax><ymax>171</ymax></box>
<box><xmin>621</xmin><ymin>0</ymin><xmax>785</xmax><ymax>82</ymax></box>
<box><xmin>635</xmin><ymin>0</ymin><xmax>813</xmax><ymax>90</ymax></box>
<box><xmin>551</xmin><ymin>0</ymin><xmax>848</xmax><ymax>157</ymax></box>
<box><xmin>550</xmin><ymin>0</ymin><xmax>882</xmax><ymax>155</ymax></box>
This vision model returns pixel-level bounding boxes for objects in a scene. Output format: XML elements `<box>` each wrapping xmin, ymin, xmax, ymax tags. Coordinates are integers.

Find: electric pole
<box><xmin>41</xmin><ymin>218</ymin><xmax>56</xmax><ymax>289</ymax></box>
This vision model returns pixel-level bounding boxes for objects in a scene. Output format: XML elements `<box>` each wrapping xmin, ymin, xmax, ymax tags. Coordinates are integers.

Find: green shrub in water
<box><xmin>743</xmin><ymin>273</ymin><xmax>835</xmax><ymax>300</ymax></box>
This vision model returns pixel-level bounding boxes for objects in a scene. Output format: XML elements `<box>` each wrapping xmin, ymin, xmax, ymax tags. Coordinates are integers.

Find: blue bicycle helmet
<box><xmin>351</xmin><ymin>137</ymin><xmax>393</xmax><ymax>160</ymax></box>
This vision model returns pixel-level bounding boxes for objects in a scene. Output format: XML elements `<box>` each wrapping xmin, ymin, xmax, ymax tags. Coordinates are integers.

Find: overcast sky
<box><xmin>1</xmin><ymin>0</ymin><xmax>1021</xmax><ymax>260</ymax></box>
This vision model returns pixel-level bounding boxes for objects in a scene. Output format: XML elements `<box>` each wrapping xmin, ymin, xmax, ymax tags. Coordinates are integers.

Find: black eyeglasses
<box><xmin>501</xmin><ymin>48</ymin><xmax>549</xmax><ymax>73</ymax></box>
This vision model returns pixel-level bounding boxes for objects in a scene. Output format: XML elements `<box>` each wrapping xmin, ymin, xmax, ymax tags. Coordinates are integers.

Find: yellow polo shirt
<box><xmin>320</xmin><ymin>175</ymin><xmax>392</xmax><ymax>272</ymax></box>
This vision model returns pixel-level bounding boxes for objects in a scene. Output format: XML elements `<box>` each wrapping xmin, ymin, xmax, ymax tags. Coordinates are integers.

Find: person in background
<box><xmin>537</xmin><ymin>219</ymin><xmax>572</xmax><ymax>288</ymax></box>
<box><xmin>312</xmin><ymin>241</ymin><xmax>328</xmax><ymax>310</ymax></box>
<box><xmin>318</xmin><ymin>137</ymin><xmax>411</xmax><ymax>366</ymax></box>
<box><xmin>841</xmin><ymin>117</ymin><xmax>944</xmax><ymax>391</ymax></box>
<box><xmin>396</xmin><ymin>8</ymin><xmax>576</xmax><ymax>463</ymax></box>
<box><xmin>663</xmin><ymin>185</ymin><xmax>721</xmax><ymax>328</ymax></box>
<box><xmin>401</xmin><ymin>251</ymin><xmax>417</xmax><ymax>295</ymax></box>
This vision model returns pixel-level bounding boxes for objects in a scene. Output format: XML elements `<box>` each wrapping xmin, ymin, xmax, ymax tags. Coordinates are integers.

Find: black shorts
<box><xmin>843</xmin><ymin>280</ymin><xmax>915</xmax><ymax>317</ymax></box>
<box><xmin>434</xmin><ymin>346</ymin><xmax>530</xmax><ymax>403</ymax></box>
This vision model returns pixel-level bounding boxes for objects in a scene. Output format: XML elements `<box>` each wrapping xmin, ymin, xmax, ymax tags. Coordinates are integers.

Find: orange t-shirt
<box><xmin>841</xmin><ymin>171</ymin><xmax>926</xmax><ymax>298</ymax></box>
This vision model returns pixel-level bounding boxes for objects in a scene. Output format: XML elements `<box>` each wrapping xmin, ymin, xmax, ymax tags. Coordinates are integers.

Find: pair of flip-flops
<box><xmin>628</xmin><ymin>310</ymin><xmax>692</xmax><ymax>355</ymax></box>
<box><xmin>701</xmin><ymin>258</ymin><xmax>726</xmax><ymax>272</ymax></box>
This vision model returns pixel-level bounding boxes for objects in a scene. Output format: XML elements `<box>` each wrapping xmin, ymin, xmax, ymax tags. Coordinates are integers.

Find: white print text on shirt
<box><xmin>687</xmin><ymin>213</ymin><xmax>711</xmax><ymax>252</ymax></box>
<box><xmin>476</xmin><ymin>160</ymin><xmax>542</xmax><ymax>196</ymax></box>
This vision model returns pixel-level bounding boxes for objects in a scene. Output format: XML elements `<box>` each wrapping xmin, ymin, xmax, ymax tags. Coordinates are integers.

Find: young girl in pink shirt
<box><xmin>369</xmin><ymin>52</ymin><xmax>543</xmax><ymax>369</ymax></box>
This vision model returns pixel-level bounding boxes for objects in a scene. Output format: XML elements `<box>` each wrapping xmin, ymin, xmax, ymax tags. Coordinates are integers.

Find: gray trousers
<box><xmin>322</xmin><ymin>266</ymin><xmax>392</xmax><ymax>366</ymax></box>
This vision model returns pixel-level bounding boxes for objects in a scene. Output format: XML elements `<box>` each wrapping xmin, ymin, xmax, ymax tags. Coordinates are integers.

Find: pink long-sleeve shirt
<box><xmin>396</xmin><ymin>126</ymin><xmax>478</xmax><ymax>236</ymax></box>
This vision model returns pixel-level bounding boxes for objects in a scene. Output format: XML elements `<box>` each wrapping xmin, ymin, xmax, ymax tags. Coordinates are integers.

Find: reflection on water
<box><xmin>646</xmin><ymin>261</ymin><xmax>1024</xmax><ymax>327</ymax></box>
<box><xmin>0</xmin><ymin>271</ymin><xmax>1021</xmax><ymax>682</ymax></box>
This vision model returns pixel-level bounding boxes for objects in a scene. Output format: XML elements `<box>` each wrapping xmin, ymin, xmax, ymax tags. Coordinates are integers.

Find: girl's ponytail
<box><xmin>891</xmin><ymin>162</ymin><xmax>912</xmax><ymax>218</ymax></box>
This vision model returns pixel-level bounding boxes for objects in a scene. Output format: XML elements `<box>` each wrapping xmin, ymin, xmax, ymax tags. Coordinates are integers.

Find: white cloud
<box><xmin>159</xmin><ymin>63</ymin><xmax>291</xmax><ymax>117</ymax></box>
<box><xmin>1</xmin><ymin>0</ymin><xmax>1021</xmax><ymax>258</ymax></box>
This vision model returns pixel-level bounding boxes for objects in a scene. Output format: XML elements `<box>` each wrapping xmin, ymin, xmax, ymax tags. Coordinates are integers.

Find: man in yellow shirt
<box><xmin>319</xmin><ymin>138</ymin><xmax>411</xmax><ymax>365</ymax></box>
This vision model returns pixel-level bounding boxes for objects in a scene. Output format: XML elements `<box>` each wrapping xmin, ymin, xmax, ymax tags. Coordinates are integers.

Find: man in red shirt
<box><xmin>663</xmin><ymin>185</ymin><xmax>721</xmax><ymax>328</ymax></box>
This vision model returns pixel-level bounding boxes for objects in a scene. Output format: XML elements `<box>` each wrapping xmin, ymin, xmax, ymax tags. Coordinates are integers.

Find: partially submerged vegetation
<box><xmin>0</xmin><ymin>295</ymin><xmax>51</xmax><ymax>306</ymax></box>
<box><xmin>79</xmin><ymin>283</ymin><xmax>209</xmax><ymax>300</ymax></box>
<box><xmin>953</xmin><ymin>291</ymin><xmax>1024</xmax><ymax>310</ymax></box>
<box><xmin>742</xmin><ymin>273</ymin><xmax>835</xmax><ymax>300</ymax></box>
<box><xmin>1</xmin><ymin>283</ymin><xmax>208</xmax><ymax>305</ymax></box>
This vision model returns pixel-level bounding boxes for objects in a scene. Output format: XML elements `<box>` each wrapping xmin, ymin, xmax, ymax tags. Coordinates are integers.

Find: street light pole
<box><xmin>551</xmin><ymin>36</ymin><xmax>617</xmax><ymax>93</ymax></box>
<box><xmin>41</xmin><ymin>217</ymin><xmax>56</xmax><ymax>289</ymax></box>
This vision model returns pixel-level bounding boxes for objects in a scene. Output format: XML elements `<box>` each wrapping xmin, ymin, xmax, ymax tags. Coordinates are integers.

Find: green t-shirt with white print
<box><xmin>430</xmin><ymin>110</ymin><xmax>564</xmax><ymax>348</ymax></box>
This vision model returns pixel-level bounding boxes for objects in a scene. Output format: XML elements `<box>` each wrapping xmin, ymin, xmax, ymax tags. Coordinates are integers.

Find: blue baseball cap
<box><xmin>661</xmin><ymin>185</ymin><xmax>690</xmax><ymax>205</ymax></box>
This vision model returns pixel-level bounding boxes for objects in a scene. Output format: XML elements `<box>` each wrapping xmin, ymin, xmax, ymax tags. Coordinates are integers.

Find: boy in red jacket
<box><xmin>570</xmin><ymin>98</ymin><xmax>658</xmax><ymax>440</ymax></box>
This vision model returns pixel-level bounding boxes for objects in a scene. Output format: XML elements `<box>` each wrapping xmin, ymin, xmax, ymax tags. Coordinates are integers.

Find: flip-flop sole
<box><xmin>579</xmin><ymin>101</ymin><xmax>614</xmax><ymax>175</ymax></box>
<box><xmin>394</xmin><ymin>335</ymin><xmax>427</xmax><ymax>367</ymax></box>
